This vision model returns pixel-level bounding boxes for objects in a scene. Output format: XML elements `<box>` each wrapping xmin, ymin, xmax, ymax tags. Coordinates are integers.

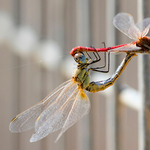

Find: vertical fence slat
<box><xmin>90</xmin><ymin>93</ymin><xmax>106</xmax><ymax>150</ymax></box>
<box><xmin>76</xmin><ymin>0</ymin><xmax>91</xmax><ymax>150</ymax></box>
<box><xmin>138</xmin><ymin>0</ymin><xmax>150</xmax><ymax>150</ymax></box>
<box><xmin>62</xmin><ymin>1</ymin><xmax>78</xmax><ymax>149</ymax></box>
<box><xmin>41</xmin><ymin>70</ymin><xmax>56</xmax><ymax>150</ymax></box>
<box><xmin>13</xmin><ymin>1</ymin><xmax>42</xmax><ymax>149</ymax></box>
<box><xmin>18</xmin><ymin>56</ymin><xmax>42</xmax><ymax>150</ymax></box>
<box><xmin>138</xmin><ymin>42</ymin><xmax>150</xmax><ymax>150</ymax></box>
<box><xmin>106</xmin><ymin>1</ymin><xmax>117</xmax><ymax>150</ymax></box>
<box><xmin>0</xmin><ymin>0</ymin><xmax>13</xmax><ymax>14</ymax></box>
<box><xmin>42</xmin><ymin>0</ymin><xmax>65</xmax><ymax>149</ymax></box>
<box><xmin>46</xmin><ymin>0</ymin><xmax>65</xmax><ymax>47</ymax></box>
<box><xmin>19</xmin><ymin>0</ymin><xmax>42</xmax><ymax>36</ymax></box>
<box><xmin>0</xmin><ymin>46</ymin><xmax>18</xmax><ymax>150</ymax></box>
<box><xmin>40</xmin><ymin>68</ymin><xmax>65</xmax><ymax>150</ymax></box>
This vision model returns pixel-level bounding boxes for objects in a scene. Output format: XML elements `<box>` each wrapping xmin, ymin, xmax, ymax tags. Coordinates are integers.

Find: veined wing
<box><xmin>113</xmin><ymin>13</ymin><xmax>141</xmax><ymax>40</ymax></box>
<box><xmin>33</xmin><ymin>81</ymin><xmax>78</xmax><ymax>133</ymax></box>
<box><xmin>9</xmin><ymin>79</ymin><xmax>72</xmax><ymax>133</ymax></box>
<box><xmin>129</xmin><ymin>18</ymin><xmax>150</xmax><ymax>39</ymax></box>
<box><xmin>110</xmin><ymin>43</ymin><xmax>141</xmax><ymax>52</ymax></box>
<box><xmin>30</xmin><ymin>88</ymin><xmax>90</xmax><ymax>142</ymax></box>
<box><xmin>135</xmin><ymin>18</ymin><xmax>150</xmax><ymax>35</ymax></box>
<box><xmin>128</xmin><ymin>25</ymin><xmax>142</xmax><ymax>40</ymax></box>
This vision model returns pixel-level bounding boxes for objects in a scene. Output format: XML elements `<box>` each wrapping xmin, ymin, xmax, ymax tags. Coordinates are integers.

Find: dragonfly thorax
<box><xmin>72</xmin><ymin>67</ymin><xmax>90</xmax><ymax>89</ymax></box>
<box><xmin>136</xmin><ymin>36</ymin><xmax>150</xmax><ymax>52</ymax></box>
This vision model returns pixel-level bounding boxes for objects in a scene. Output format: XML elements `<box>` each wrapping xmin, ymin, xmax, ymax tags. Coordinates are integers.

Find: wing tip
<box><xmin>55</xmin><ymin>132</ymin><xmax>62</xmax><ymax>143</ymax></box>
<box><xmin>9</xmin><ymin>118</ymin><xmax>17</xmax><ymax>133</ymax></box>
<box><xmin>30</xmin><ymin>132</ymin><xmax>37</xmax><ymax>142</ymax></box>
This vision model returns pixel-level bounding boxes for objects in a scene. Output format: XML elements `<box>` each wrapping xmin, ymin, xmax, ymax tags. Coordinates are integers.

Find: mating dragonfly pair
<box><xmin>9</xmin><ymin>13</ymin><xmax>150</xmax><ymax>142</ymax></box>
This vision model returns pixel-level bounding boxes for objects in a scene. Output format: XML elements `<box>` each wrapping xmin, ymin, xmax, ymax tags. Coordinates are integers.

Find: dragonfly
<box><xmin>70</xmin><ymin>13</ymin><xmax>150</xmax><ymax>57</ymax></box>
<box><xmin>9</xmin><ymin>49</ymin><xmax>136</xmax><ymax>142</ymax></box>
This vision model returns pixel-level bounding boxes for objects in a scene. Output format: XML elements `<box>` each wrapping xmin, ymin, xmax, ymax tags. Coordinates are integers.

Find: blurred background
<box><xmin>0</xmin><ymin>0</ymin><xmax>149</xmax><ymax>150</ymax></box>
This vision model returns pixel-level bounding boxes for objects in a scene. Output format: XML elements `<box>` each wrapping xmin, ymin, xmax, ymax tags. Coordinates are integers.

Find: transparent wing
<box><xmin>128</xmin><ymin>25</ymin><xmax>142</xmax><ymax>40</ymax></box>
<box><xmin>9</xmin><ymin>79</ymin><xmax>72</xmax><ymax>132</ymax></box>
<box><xmin>135</xmin><ymin>18</ymin><xmax>150</xmax><ymax>36</ymax></box>
<box><xmin>30</xmin><ymin>88</ymin><xmax>90</xmax><ymax>142</ymax></box>
<box><xmin>55</xmin><ymin>90</ymin><xmax>90</xmax><ymax>142</ymax></box>
<box><xmin>110</xmin><ymin>43</ymin><xmax>141</xmax><ymax>52</ymax></box>
<box><xmin>32</xmin><ymin>82</ymin><xmax>78</xmax><ymax>135</ymax></box>
<box><xmin>113</xmin><ymin>13</ymin><xmax>141</xmax><ymax>40</ymax></box>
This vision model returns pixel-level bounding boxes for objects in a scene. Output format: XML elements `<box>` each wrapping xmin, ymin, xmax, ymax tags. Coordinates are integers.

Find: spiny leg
<box><xmin>85</xmin><ymin>51</ymin><xmax>92</xmax><ymax>60</ymax></box>
<box><xmin>91</xmin><ymin>45</ymin><xmax>101</xmax><ymax>61</ymax></box>
<box><xmin>87</xmin><ymin>45</ymin><xmax>101</xmax><ymax>65</ymax></box>
<box><xmin>88</xmin><ymin>42</ymin><xmax>110</xmax><ymax>73</ymax></box>
<box><xmin>89</xmin><ymin>52</ymin><xmax>110</xmax><ymax>73</ymax></box>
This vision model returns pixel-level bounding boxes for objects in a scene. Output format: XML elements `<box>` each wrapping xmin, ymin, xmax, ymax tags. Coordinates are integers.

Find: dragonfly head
<box><xmin>74</xmin><ymin>52</ymin><xmax>87</xmax><ymax>64</ymax></box>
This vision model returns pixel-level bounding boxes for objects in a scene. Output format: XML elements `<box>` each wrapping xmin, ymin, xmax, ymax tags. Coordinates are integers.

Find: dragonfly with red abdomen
<box><xmin>70</xmin><ymin>13</ymin><xmax>150</xmax><ymax>56</ymax></box>
<box><xmin>9</xmin><ymin>48</ymin><xmax>136</xmax><ymax>142</ymax></box>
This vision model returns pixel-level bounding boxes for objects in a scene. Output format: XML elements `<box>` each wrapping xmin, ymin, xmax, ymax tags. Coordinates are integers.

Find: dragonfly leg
<box><xmin>88</xmin><ymin>51</ymin><xmax>110</xmax><ymax>73</ymax></box>
<box><xmin>86</xmin><ymin>45</ymin><xmax>101</xmax><ymax>65</ymax></box>
<box><xmin>91</xmin><ymin>45</ymin><xmax>101</xmax><ymax>61</ymax></box>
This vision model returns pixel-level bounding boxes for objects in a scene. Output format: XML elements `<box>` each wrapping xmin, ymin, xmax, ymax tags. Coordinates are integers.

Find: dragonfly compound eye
<box><xmin>74</xmin><ymin>52</ymin><xmax>86</xmax><ymax>64</ymax></box>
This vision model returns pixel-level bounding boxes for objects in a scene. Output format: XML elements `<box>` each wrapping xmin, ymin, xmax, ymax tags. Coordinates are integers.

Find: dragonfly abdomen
<box><xmin>86</xmin><ymin>53</ymin><xmax>136</xmax><ymax>93</ymax></box>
